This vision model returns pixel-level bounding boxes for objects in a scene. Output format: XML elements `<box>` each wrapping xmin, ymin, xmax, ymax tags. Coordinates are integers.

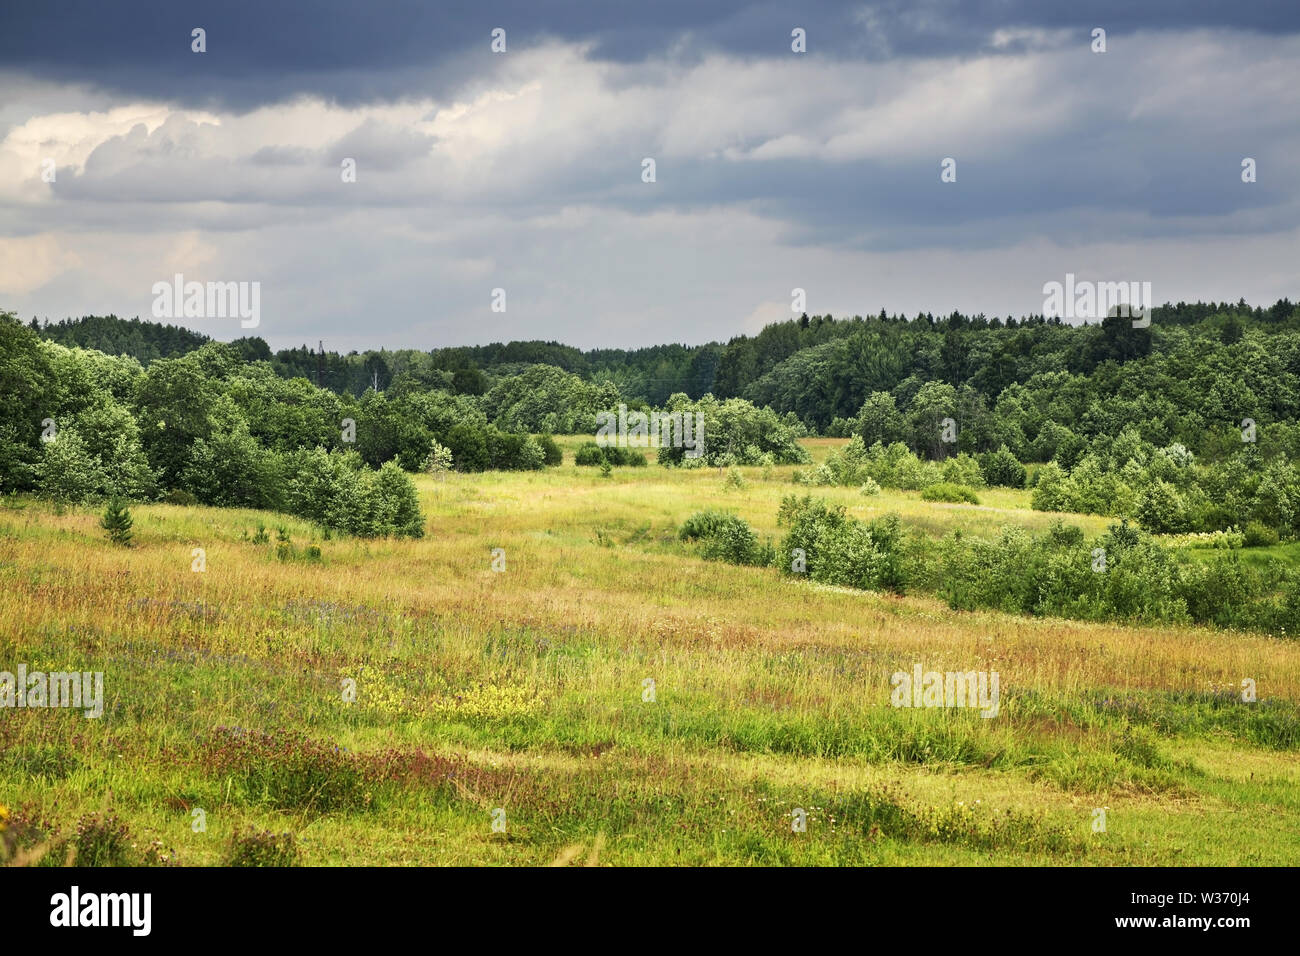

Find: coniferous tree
<box><xmin>101</xmin><ymin>499</ymin><xmax>133</xmax><ymax>547</ymax></box>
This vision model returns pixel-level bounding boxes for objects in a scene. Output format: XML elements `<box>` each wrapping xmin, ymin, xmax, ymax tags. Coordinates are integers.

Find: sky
<box><xmin>1</xmin><ymin>0</ymin><xmax>1297</xmax><ymax>351</ymax></box>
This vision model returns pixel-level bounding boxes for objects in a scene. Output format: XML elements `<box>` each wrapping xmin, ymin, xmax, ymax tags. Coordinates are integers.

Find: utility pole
<box><xmin>317</xmin><ymin>339</ymin><xmax>324</xmax><ymax>388</ymax></box>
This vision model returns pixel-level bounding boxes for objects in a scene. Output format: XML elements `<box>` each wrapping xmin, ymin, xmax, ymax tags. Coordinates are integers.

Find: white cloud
<box><xmin>0</xmin><ymin>234</ymin><xmax>81</xmax><ymax>295</ymax></box>
<box><xmin>1</xmin><ymin>31</ymin><xmax>1297</xmax><ymax>347</ymax></box>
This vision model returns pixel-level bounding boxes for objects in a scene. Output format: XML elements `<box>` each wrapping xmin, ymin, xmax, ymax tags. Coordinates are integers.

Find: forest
<box><xmin>6</xmin><ymin>298</ymin><xmax>1300</xmax><ymax>545</ymax></box>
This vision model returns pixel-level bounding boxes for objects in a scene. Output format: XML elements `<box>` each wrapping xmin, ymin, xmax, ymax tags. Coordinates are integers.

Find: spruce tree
<box><xmin>101</xmin><ymin>499</ymin><xmax>133</xmax><ymax>547</ymax></box>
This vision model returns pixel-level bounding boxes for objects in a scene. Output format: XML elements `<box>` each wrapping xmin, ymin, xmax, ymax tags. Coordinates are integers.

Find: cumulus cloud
<box><xmin>0</xmin><ymin>10</ymin><xmax>1296</xmax><ymax>348</ymax></box>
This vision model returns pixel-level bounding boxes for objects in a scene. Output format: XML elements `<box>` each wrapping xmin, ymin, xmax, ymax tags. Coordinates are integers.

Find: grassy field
<box><xmin>2</xmin><ymin>437</ymin><xmax>1298</xmax><ymax>866</ymax></box>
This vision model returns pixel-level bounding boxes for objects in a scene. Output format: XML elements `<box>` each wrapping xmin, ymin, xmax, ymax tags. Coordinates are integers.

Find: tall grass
<box><xmin>1</xmin><ymin>447</ymin><xmax>1298</xmax><ymax>865</ymax></box>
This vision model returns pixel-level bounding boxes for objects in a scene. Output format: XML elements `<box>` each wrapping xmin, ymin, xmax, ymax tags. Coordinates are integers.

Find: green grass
<box><xmin>1</xmin><ymin>439</ymin><xmax>1297</xmax><ymax>866</ymax></box>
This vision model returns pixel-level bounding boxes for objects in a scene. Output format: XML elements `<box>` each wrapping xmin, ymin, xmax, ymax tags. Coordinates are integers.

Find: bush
<box><xmin>1243</xmin><ymin>521</ymin><xmax>1280</xmax><ymax>548</ymax></box>
<box><xmin>979</xmin><ymin>445</ymin><xmax>1027</xmax><ymax>488</ymax></box>
<box><xmin>284</xmin><ymin>448</ymin><xmax>424</xmax><ymax>538</ymax></box>
<box><xmin>486</xmin><ymin>431</ymin><xmax>545</xmax><ymax>471</ymax></box>
<box><xmin>576</xmin><ymin>441</ymin><xmax>647</xmax><ymax>468</ymax></box>
<box><xmin>574</xmin><ymin>441</ymin><xmax>604</xmax><ymax>466</ymax></box>
<box><xmin>938</xmin><ymin>526</ymin><xmax>1047</xmax><ymax>615</ymax></box>
<box><xmin>921</xmin><ymin>483</ymin><xmax>980</xmax><ymax>504</ymax></box>
<box><xmin>366</xmin><ymin>460</ymin><xmax>426</xmax><ymax>538</ymax></box>
<box><xmin>517</xmin><ymin>436</ymin><xmax>547</xmax><ymax>470</ymax></box>
<box><xmin>679</xmin><ymin>510</ymin><xmax>772</xmax><ymax>566</ymax></box>
<box><xmin>940</xmin><ymin>453</ymin><xmax>985</xmax><ymax>488</ymax></box>
<box><xmin>32</xmin><ymin>428</ymin><xmax>109</xmax><ymax>504</ymax></box>
<box><xmin>810</xmin><ymin>463</ymin><xmax>836</xmax><ymax>486</ymax></box>
<box><xmin>181</xmin><ymin>426</ymin><xmax>285</xmax><ymax>511</ymax></box>
<box><xmin>443</xmin><ymin>424</ymin><xmax>489</xmax><ymax>472</ymax></box>
<box><xmin>536</xmin><ymin>433</ymin><xmax>563</xmax><ymax>466</ymax></box>
<box><xmin>1180</xmin><ymin>553</ymin><xmax>1259</xmax><ymax>627</ymax></box>
<box><xmin>657</xmin><ymin>396</ymin><xmax>808</xmax><ymax>467</ymax></box>
<box><xmin>1030</xmin><ymin>462</ymin><xmax>1070</xmax><ymax>512</ymax></box>
<box><xmin>680</xmin><ymin>510</ymin><xmax>739</xmax><ymax>541</ymax></box>
<box><xmin>1136</xmin><ymin>480</ymin><xmax>1189</xmax><ymax>534</ymax></box>
<box><xmin>777</xmin><ymin>495</ymin><xmax>908</xmax><ymax>592</ymax></box>
<box><xmin>162</xmin><ymin>488</ymin><xmax>197</xmax><ymax>506</ymax></box>
<box><xmin>938</xmin><ymin>519</ymin><xmax>1195</xmax><ymax>625</ymax></box>
<box><xmin>1046</xmin><ymin>520</ymin><xmax>1085</xmax><ymax>548</ymax></box>
<box><xmin>422</xmin><ymin>439</ymin><xmax>454</xmax><ymax>476</ymax></box>
<box><xmin>859</xmin><ymin>477</ymin><xmax>882</xmax><ymax>496</ymax></box>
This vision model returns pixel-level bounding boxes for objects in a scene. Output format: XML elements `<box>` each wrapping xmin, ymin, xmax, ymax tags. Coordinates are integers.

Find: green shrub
<box><xmin>939</xmin><ymin>519</ymin><xmax>1198</xmax><ymax>625</ymax></box>
<box><xmin>610</xmin><ymin>445</ymin><xmax>648</xmax><ymax>467</ymax></box>
<box><xmin>33</xmin><ymin>428</ymin><xmax>108</xmax><ymax>504</ymax></box>
<box><xmin>680</xmin><ymin>510</ymin><xmax>738</xmax><ymax>541</ymax></box>
<box><xmin>576</xmin><ymin>441</ymin><xmax>647</xmax><ymax>468</ymax></box>
<box><xmin>1046</xmin><ymin>520</ymin><xmax>1085</xmax><ymax>548</ymax></box>
<box><xmin>1030</xmin><ymin>462</ymin><xmax>1071</xmax><ymax>512</ymax></box>
<box><xmin>1243</xmin><ymin>521</ymin><xmax>1280</xmax><ymax>548</ymax></box>
<box><xmin>777</xmin><ymin>495</ymin><xmax>908</xmax><ymax>592</ymax></box>
<box><xmin>921</xmin><ymin>482</ymin><xmax>980</xmax><ymax>504</ymax></box>
<box><xmin>443</xmin><ymin>424</ymin><xmax>489</xmax><ymax>471</ymax></box>
<box><xmin>181</xmin><ymin>426</ymin><xmax>285</xmax><ymax>511</ymax></box>
<box><xmin>536</xmin><ymin>433</ymin><xmax>563</xmax><ymax>466</ymax></box>
<box><xmin>574</xmin><ymin>441</ymin><xmax>605</xmax><ymax>466</ymax></box>
<box><xmin>657</xmin><ymin>396</ymin><xmax>808</xmax><ymax>467</ymax></box>
<box><xmin>487</xmin><ymin>431</ymin><xmax>545</xmax><ymax>470</ymax></box>
<box><xmin>939</xmin><ymin>453</ymin><xmax>985</xmax><ymax>488</ymax></box>
<box><xmin>810</xmin><ymin>463</ymin><xmax>836</xmax><ymax>486</ymax></box>
<box><xmin>421</xmin><ymin>439</ymin><xmax>454</xmax><ymax>475</ymax></box>
<box><xmin>938</xmin><ymin>526</ymin><xmax>1048</xmax><ymax>615</ymax></box>
<box><xmin>284</xmin><ymin>449</ymin><xmax>424</xmax><ymax>538</ymax></box>
<box><xmin>1179</xmin><ymin>554</ymin><xmax>1260</xmax><ymax>627</ymax></box>
<box><xmin>1136</xmin><ymin>480</ymin><xmax>1189</xmax><ymax>534</ymax></box>
<box><xmin>368</xmin><ymin>460</ymin><xmax>425</xmax><ymax>538</ymax></box>
<box><xmin>979</xmin><ymin>445</ymin><xmax>1027</xmax><ymax>488</ymax></box>
<box><xmin>679</xmin><ymin>510</ymin><xmax>772</xmax><ymax>566</ymax></box>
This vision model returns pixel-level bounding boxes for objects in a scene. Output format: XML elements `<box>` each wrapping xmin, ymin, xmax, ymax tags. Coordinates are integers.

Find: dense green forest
<box><xmin>6</xmin><ymin>297</ymin><xmax>1300</xmax><ymax>543</ymax></box>
<box><xmin>29</xmin><ymin>299</ymin><xmax>1297</xmax><ymax>430</ymax></box>
<box><xmin>27</xmin><ymin>314</ymin><xmax>724</xmax><ymax>404</ymax></box>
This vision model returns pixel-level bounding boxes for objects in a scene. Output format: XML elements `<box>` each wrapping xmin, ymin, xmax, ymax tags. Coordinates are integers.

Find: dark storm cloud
<box><xmin>3</xmin><ymin>0</ymin><xmax>1298</xmax><ymax>109</ymax></box>
<box><xmin>2</xmin><ymin>1</ymin><xmax>1297</xmax><ymax>348</ymax></box>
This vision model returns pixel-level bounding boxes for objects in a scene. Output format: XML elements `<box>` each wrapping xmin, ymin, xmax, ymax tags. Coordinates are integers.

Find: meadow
<box><xmin>2</xmin><ymin>437</ymin><xmax>1297</xmax><ymax>866</ymax></box>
